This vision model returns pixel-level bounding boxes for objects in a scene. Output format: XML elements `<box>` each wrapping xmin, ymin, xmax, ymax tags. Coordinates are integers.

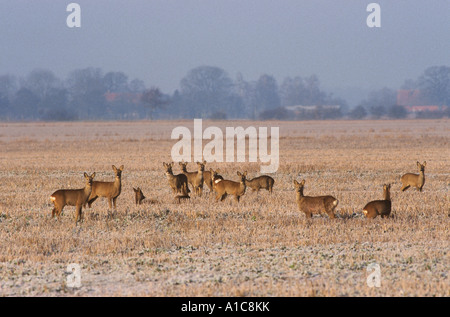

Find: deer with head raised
<box><xmin>179</xmin><ymin>161</ymin><xmax>206</xmax><ymax>196</ymax></box>
<box><xmin>401</xmin><ymin>161</ymin><xmax>426</xmax><ymax>192</ymax></box>
<box><xmin>133</xmin><ymin>187</ymin><xmax>146</xmax><ymax>205</ymax></box>
<box><xmin>86</xmin><ymin>165</ymin><xmax>123</xmax><ymax>210</ymax></box>
<box><xmin>163</xmin><ymin>162</ymin><xmax>190</xmax><ymax>194</ymax></box>
<box><xmin>363</xmin><ymin>184</ymin><xmax>392</xmax><ymax>219</ymax></box>
<box><xmin>50</xmin><ymin>172</ymin><xmax>96</xmax><ymax>223</ymax></box>
<box><xmin>213</xmin><ymin>171</ymin><xmax>247</xmax><ymax>202</ymax></box>
<box><xmin>293</xmin><ymin>179</ymin><xmax>338</xmax><ymax>219</ymax></box>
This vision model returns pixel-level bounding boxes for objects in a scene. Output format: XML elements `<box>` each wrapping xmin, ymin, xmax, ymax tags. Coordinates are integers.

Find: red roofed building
<box><xmin>397</xmin><ymin>89</ymin><xmax>445</xmax><ymax>114</ymax></box>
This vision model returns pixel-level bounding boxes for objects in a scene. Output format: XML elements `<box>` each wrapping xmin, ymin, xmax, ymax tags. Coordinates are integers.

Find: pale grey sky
<box><xmin>1</xmin><ymin>0</ymin><xmax>449</xmax><ymax>100</ymax></box>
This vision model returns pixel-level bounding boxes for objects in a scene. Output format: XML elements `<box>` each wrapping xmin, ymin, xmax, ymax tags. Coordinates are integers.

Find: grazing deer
<box><xmin>246</xmin><ymin>175</ymin><xmax>275</xmax><ymax>193</ymax></box>
<box><xmin>179</xmin><ymin>161</ymin><xmax>206</xmax><ymax>196</ymax></box>
<box><xmin>163</xmin><ymin>162</ymin><xmax>190</xmax><ymax>194</ymax></box>
<box><xmin>86</xmin><ymin>165</ymin><xmax>124</xmax><ymax>210</ymax></box>
<box><xmin>293</xmin><ymin>179</ymin><xmax>338</xmax><ymax>219</ymax></box>
<box><xmin>213</xmin><ymin>171</ymin><xmax>247</xmax><ymax>202</ymax></box>
<box><xmin>50</xmin><ymin>172</ymin><xmax>95</xmax><ymax>223</ymax></box>
<box><xmin>205</xmin><ymin>168</ymin><xmax>224</xmax><ymax>192</ymax></box>
<box><xmin>363</xmin><ymin>184</ymin><xmax>392</xmax><ymax>219</ymax></box>
<box><xmin>401</xmin><ymin>161</ymin><xmax>426</xmax><ymax>192</ymax></box>
<box><xmin>174</xmin><ymin>182</ymin><xmax>190</xmax><ymax>203</ymax></box>
<box><xmin>133</xmin><ymin>187</ymin><xmax>146</xmax><ymax>205</ymax></box>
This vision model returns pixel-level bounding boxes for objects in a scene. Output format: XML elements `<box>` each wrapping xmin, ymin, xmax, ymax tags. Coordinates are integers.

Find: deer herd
<box><xmin>50</xmin><ymin>161</ymin><xmax>427</xmax><ymax>224</ymax></box>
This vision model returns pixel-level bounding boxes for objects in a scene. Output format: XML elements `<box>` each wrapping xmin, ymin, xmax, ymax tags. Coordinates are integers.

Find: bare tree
<box><xmin>141</xmin><ymin>87</ymin><xmax>168</xmax><ymax>119</ymax></box>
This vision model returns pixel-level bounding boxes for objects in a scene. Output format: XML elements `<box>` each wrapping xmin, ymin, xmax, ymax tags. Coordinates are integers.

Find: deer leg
<box><xmin>88</xmin><ymin>196</ymin><xmax>98</xmax><ymax>208</ymax></box>
<box><xmin>401</xmin><ymin>184</ymin><xmax>410</xmax><ymax>192</ymax></box>
<box><xmin>113</xmin><ymin>197</ymin><xmax>117</xmax><ymax>210</ymax></box>
<box><xmin>75</xmin><ymin>205</ymin><xmax>82</xmax><ymax>223</ymax></box>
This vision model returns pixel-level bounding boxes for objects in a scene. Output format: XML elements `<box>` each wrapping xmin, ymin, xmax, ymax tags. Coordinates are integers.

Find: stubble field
<box><xmin>0</xmin><ymin>119</ymin><xmax>448</xmax><ymax>297</ymax></box>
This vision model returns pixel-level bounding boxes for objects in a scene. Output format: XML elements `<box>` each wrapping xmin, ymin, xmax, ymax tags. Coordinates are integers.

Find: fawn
<box><xmin>86</xmin><ymin>165</ymin><xmax>123</xmax><ymax>210</ymax></box>
<box><xmin>246</xmin><ymin>174</ymin><xmax>275</xmax><ymax>193</ymax></box>
<box><xmin>133</xmin><ymin>187</ymin><xmax>146</xmax><ymax>205</ymax></box>
<box><xmin>50</xmin><ymin>172</ymin><xmax>95</xmax><ymax>223</ymax></box>
<box><xmin>293</xmin><ymin>179</ymin><xmax>338</xmax><ymax>219</ymax></box>
<box><xmin>163</xmin><ymin>162</ymin><xmax>190</xmax><ymax>194</ymax></box>
<box><xmin>401</xmin><ymin>161</ymin><xmax>426</xmax><ymax>192</ymax></box>
<box><xmin>179</xmin><ymin>161</ymin><xmax>205</xmax><ymax>196</ymax></box>
<box><xmin>363</xmin><ymin>184</ymin><xmax>392</xmax><ymax>219</ymax></box>
<box><xmin>213</xmin><ymin>171</ymin><xmax>247</xmax><ymax>202</ymax></box>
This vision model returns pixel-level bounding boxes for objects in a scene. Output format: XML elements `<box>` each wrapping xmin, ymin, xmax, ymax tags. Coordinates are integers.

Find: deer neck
<box><xmin>114</xmin><ymin>176</ymin><xmax>122</xmax><ymax>192</ymax></box>
<box><xmin>166</xmin><ymin>171</ymin><xmax>175</xmax><ymax>181</ymax></box>
<box><xmin>239</xmin><ymin>180</ymin><xmax>246</xmax><ymax>195</ymax></box>
<box><xmin>419</xmin><ymin>169</ymin><xmax>425</xmax><ymax>185</ymax></box>
<box><xmin>384</xmin><ymin>189</ymin><xmax>391</xmax><ymax>201</ymax></box>
<box><xmin>84</xmin><ymin>183</ymin><xmax>93</xmax><ymax>197</ymax></box>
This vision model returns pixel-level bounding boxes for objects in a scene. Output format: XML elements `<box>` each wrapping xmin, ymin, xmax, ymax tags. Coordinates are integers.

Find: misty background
<box><xmin>0</xmin><ymin>0</ymin><xmax>449</xmax><ymax>121</ymax></box>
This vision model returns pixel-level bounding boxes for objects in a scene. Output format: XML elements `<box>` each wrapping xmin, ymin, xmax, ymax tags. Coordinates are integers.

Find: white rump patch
<box><xmin>214</xmin><ymin>179</ymin><xmax>222</xmax><ymax>184</ymax></box>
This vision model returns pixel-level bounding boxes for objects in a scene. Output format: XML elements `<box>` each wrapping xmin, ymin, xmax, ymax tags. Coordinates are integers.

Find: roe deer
<box><xmin>363</xmin><ymin>184</ymin><xmax>392</xmax><ymax>219</ymax></box>
<box><xmin>206</xmin><ymin>168</ymin><xmax>224</xmax><ymax>192</ymax></box>
<box><xmin>246</xmin><ymin>175</ymin><xmax>275</xmax><ymax>193</ymax></box>
<box><xmin>163</xmin><ymin>162</ymin><xmax>190</xmax><ymax>194</ymax></box>
<box><xmin>179</xmin><ymin>161</ymin><xmax>206</xmax><ymax>195</ymax></box>
<box><xmin>133</xmin><ymin>187</ymin><xmax>146</xmax><ymax>205</ymax></box>
<box><xmin>213</xmin><ymin>171</ymin><xmax>247</xmax><ymax>202</ymax></box>
<box><xmin>174</xmin><ymin>182</ymin><xmax>190</xmax><ymax>203</ymax></box>
<box><xmin>293</xmin><ymin>179</ymin><xmax>338</xmax><ymax>219</ymax></box>
<box><xmin>401</xmin><ymin>161</ymin><xmax>426</xmax><ymax>192</ymax></box>
<box><xmin>133</xmin><ymin>187</ymin><xmax>158</xmax><ymax>205</ymax></box>
<box><xmin>50</xmin><ymin>172</ymin><xmax>95</xmax><ymax>223</ymax></box>
<box><xmin>87</xmin><ymin>165</ymin><xmax>124</xmax><ymax>210</ymax></box>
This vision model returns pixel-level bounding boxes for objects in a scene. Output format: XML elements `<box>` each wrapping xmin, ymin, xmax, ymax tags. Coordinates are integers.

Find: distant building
<box><xmin>104</xmin><ymin>92</ymin><xmax>142</xmax><ymax>104</ymax></box>
<box><xmin>397</xmin><ymin>89</ymin><xmax>446</xmax><ymax>113</ymax></box>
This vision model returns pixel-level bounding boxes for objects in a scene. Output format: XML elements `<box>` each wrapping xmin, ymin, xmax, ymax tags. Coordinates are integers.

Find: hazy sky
<box><xmin>1</xmin><ymin>0</ymin><xmax>449</xmax><ymax>100</ymax></box>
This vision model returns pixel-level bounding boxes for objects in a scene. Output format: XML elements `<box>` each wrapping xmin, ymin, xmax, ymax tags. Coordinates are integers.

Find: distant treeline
<box><xmin>0</xmin><ymin>65</ymin><xmax>448</xmax><ymax>121</ymax></box>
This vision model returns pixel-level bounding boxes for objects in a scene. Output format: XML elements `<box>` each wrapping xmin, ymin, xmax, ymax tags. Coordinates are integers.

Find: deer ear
<box><xmin>237</xmin><ymin>171</ymin><xmax>241</xmax><ymax>176</ymax></box>
<box><xmin>119</xmin><ymin>165</ymin><xmax>124</xmax><ymax>171</ymax></box>
<box><xmin>84</xmin><ymin>172</ymin><xmax>88</xmax><ymax>178</ymax></box>
<box><xmin>91</xmin><ymin>172</ymin><xmax>96</xmax><ymax>178</ymax></box>
<box><xmin>203</xmin><ymin>160</ymin><xmax>207</xmax><ymax>164</ymax></box>
<box><xmin>112</xmin><ymin>165</ymin><xmax>117</xmax><ymax>171</ymax></box>
<box><xmin>301</xmin><ymin>179</ymin><xmax>306</xmax><ymax>185</ymax></box>
<box><xmin>133</xmin><ymin>187</ymin><xmax>137</xmax><ymax>192</ymax></box>
<box><xmin>293</xmin><ymin>180</ymin><xmax>299</xmax><ymax>186</ymax></box>
<box><xmin>423</xmin><ymin>161</ymin><xmax>426</xmax><ymax>166</ymax></box>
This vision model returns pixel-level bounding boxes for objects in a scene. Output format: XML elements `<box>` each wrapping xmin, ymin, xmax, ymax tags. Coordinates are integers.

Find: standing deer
<box><xmin>401</xmin><ymin>161</ymin><xmax>426</xmax><ymax>192</ymax></box>
<box><xmin>246</xmin><ymin>174</ymin><xmax>275</xmax><ymax>193</ymax></box>
<box><xmin>50</xmin><ymin>172</ymin><xmax>96</xmax><ymax>223</ymax></box>
<box><xmin>213</xmin><ymin>171</ymin><xmax>247</xmax><ymax>202</ymax></box>
<box><xmin>293</xmin><ymin>179</ymin><xmax>338</xmax><ymax>219</ymax></box>
<box><xmin>205</xmin><ymin>168</ymin><xmax>223</xmax><ymax>192</ymax></box>
<box><xmin>86</xmin><ymin>165</ymin><xmax>124</xmax><ymax>210</ymax></box>
<box><xmin>179</xmin><ymin>161</ymin><xmax>206</xmax><ymax>196</ymax></box>
<box><xmin>163</xmin><ymin>162</ymin><xmax>190</xmax><ymax>194</ymax></box>
<box><xmin>363</xmin><ymin>184</ymin><xmax>392</xmax><ymax>219</ymax></box>
<box><xmin>133</xmin><ymin>187</ymin><xmax>146</xmax><ymax>205</ymax></box>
